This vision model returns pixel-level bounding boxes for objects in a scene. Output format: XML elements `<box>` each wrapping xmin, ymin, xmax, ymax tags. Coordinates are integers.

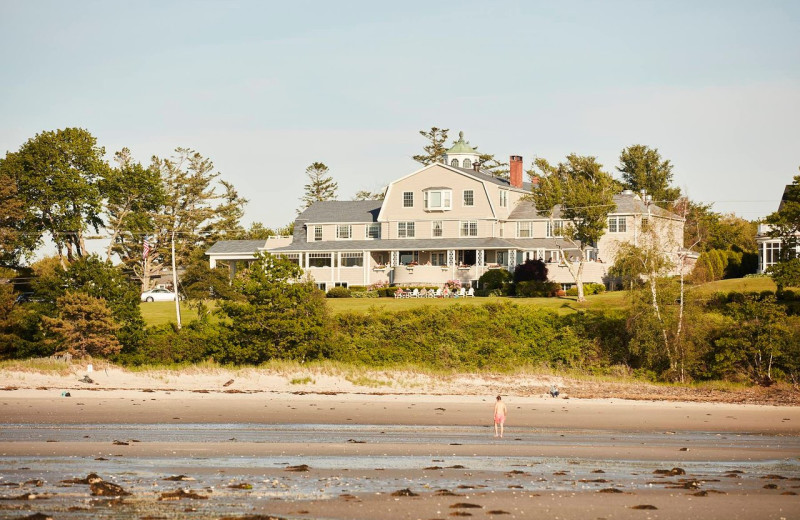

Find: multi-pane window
<box><xmin>460</xmin><ymin>220</ymin><xmax>478</xmax><ymax>237</ymax></box>
<box><xmin>311</xmin><ymin>225</ymin><xmax>322</xmax><ymax>241</ymax></box>
<box><xmin>764</xmin><ymin>242</ymin><xmax>781</xmax><ymax>268</ymax></box>
<box><xmin>547</xmin><ymin>220</ymin><xmax>563</xmax><ymax>238</ymax></box>
<box><xmin>403</xmin><ymin>191</ymin><xmax>414</xmax><ymax>207</ymax></box>
<box><xmin>432</xmin><ymin>221</ymin><xmax>443</xmax><ymax>237</ymax></box>
<box><xmin>500</xmin><ymin>190</ymin><xmax>508</xmax><ymax>207</ymax></box>
<box><xmin>280</xmin><ymin>253</ymin><xmax>301</xmax><ymax>266</ymax></box>
<box><xmin>398</xmin><ymin>221</ymin><xmax>415</xmax><ymax>238</ymax></box>
<box><xmin>367</xmin><ymin>223</ymin><xmax>381</xmax><ymax>239</ymax></box>
<box><xmin>463</xmin><ymin>190</ymin><xmax>474</xmax><ymax>207</ymax></box>
<box><xmin>431</xmin><ymin>252</ymin><xmax>446</xmax><ymax>266</ymax></box>
<box><xmin>308</xmin><ymin>252</ymin><xmax>332</xmax><ymax>268</ymax></box>
<box><xmin>517</xmin><ymin>221</ymin><xmax>533</xmax><ymax>238</ymax></box>
<box><xmin>464</xmin><ymin>159</ymin><xmax>472</xmax><ymax>169</ymax></box>
<box><xmin>336</xmin><ymin>225</ymin><xmax>352</xmax><ymax>239</ymax></box>
<box><xmin>340</xmin><ymin>252</ymin><xmax>363</xmax><ymax>267</ymax></box>
<box><xmin>399</xmin><ymin>251</ymin><xmax>419</xmax><ymax>264</ymax></box>
<box><xmin>423</xmin><ymin>189</ymin><xmax>452</xmax><ymax>210</ymax></box>
<box><xmin>608</xmin><ymin>216</ymin><xmax>627</xmax><ymax>233</ymax></box>
<box><xmin>450</xmin><ymin>159</ymin><xmax>458</xmax><ymax>167</ymax></box>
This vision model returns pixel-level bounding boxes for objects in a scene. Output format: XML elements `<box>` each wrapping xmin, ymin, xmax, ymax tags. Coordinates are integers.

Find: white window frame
<box><xmin>403</xmin><ymin>191</ymin><xmax>414</xmax><ymax>207</ymax></box>
<box><xmin>398</xmin><ymin>221</ymin><xmax>415</xmax><ymax>238</ymax></box>
<box><xmin>463</xmin><ymin>189</ymin><xmax>474</xmax><ymax>207</ymax></box>
<box><xmin>450</xmin><ymin>159</ymin><xmax>458</xmax><ymax>167</ymax></box>
<box><xmin>336</xmin><ymin>224</ymin><xmax>352</xmax><ymax>239</ymax></box>
<box><xmin>423</xmin><ymin>189</ymin><xmax>452</xmax><ymax>211</ymax></box>
<box><xmin>432</xmin><ymin>220</ymin><xmax>443</xmax><ymax>238</ymax></box>
<box><xmin>340</xmin><ymin>252</ymin><xmax>363</xmax><ymax>267</ymax></box>
<box><xmin>464</xmin><ymin>159</ymin><xmax>472</xmax><ymax>169</ymax></box>
<box><xmin>517</xmin><ymin>221</ymin><xmax>533</xmax><ymax>238</ymax></box>
<box><xmin>546</xmin><ymin>220</ymin><xmax>563</xmax><ymax>238</ymax></box>
<box><xmin>311</xmin><ymin>225</ymin><xmax>322</xmax><ymax>242</ymax></box>
<box><xmin>366</xmin><ymin>223</ymin><xmax>380</xmax><ymax>239</ymax></box>
<box><xmin>460</xmin><ymin>220</ymin><xmax>478</xmax><ymax>237</ymax></box>
<box><xmin>608</xmin><ymin>216</ymin><xmax>627</xmax><ymax>233</ymax></box>
<box><xmin>308</xmin><ymin>252</ymin><xmax>333</xmax><ymax>268</ymax></box>
<box><xmin>500</xmin><ymin>190</ymin><xmax>508</xmax><ymax>208</ymax></box>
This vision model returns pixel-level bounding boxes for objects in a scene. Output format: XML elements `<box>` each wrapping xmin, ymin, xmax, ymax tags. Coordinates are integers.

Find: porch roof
<box><xmin>270</xmin><ymin>237</ymin><xmax>580</xmax><ymax>252</ymax></box>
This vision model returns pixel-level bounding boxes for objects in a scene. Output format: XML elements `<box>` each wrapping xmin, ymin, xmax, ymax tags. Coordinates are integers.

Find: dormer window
<box><xmin>463</xmin><ymin>159</ymin><xmax>472</xmax><ymax>169</ymax></box>
<box><xmin>450</xmin><ymin>159</ymin><xmax>458</xmax><ymax>167</ymax></box>
<box><xmin>423</xmin><ymin>189</ymin><xmax>452</xmax><ymax>211</ymax></box>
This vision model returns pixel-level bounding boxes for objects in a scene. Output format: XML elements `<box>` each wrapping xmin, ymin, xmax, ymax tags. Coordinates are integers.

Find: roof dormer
<box><xmin>444</xmin><ymin>131</ymin><xmax>480</xmax><ymax>170</ymax></box>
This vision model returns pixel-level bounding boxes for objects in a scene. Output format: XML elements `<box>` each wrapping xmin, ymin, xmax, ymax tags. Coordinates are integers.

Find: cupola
<box><xmin>443</xmin><ymin>131</ymin><xmax>480</xmax><ymax>170</ymax></box>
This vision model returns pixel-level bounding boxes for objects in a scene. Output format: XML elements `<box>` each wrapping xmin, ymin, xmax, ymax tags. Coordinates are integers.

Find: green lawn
<box><xmin>140</xmin><ymin>277</ymin><xmax>777</xmax><ymax>326</ymax></box>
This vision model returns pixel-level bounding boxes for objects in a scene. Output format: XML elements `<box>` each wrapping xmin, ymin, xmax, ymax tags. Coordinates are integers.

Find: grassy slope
<box><xmin>139</xmin><ymin>277</ymin><xmax>777</xmax><ymax>326</ymax></box>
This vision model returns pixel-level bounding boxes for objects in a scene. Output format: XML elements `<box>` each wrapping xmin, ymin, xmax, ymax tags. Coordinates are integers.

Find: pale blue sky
<box><xmin>1</xmin><ymin>0</ymin><xmax>799</xmax><ymax>232</ymax></box>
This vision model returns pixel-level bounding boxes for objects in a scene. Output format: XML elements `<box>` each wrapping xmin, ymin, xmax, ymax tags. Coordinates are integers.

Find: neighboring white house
<box><xmin>207</xmin><ymin>133</ymin><xmax>686</xmax><ymax>291</ymax></box>
<box><xmin>756</xmin><ymin>183</ymin><xmax>800</xmax><ymax>273</ymax></box>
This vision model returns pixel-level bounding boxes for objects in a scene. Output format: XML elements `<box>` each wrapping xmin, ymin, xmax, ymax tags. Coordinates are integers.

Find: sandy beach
<box><xmin>1</xmin><ymin>366</ymin><xmax>799</xmax><ymax>519</ymax></box>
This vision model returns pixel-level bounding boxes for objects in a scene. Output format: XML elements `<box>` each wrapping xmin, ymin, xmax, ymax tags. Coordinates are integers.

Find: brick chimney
<box><xmin>510</xmin><ymin>155</ymin><xmax>523</xmax><ymax>188</ymax></box>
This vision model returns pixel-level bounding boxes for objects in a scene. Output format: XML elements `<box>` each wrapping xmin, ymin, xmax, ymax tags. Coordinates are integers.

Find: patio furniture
<box><xmin>435</xmin><ymin>288</ymin><xmax>443</xmax><ymax>298</ymax></box>
<box><xmin>466</xmin><ymin>287</ymin><xmax>475</xmax><ymax>297</ymax></box>
<box><xmin>412</xmin><ymin>288</ymin><xmax>420</xmax><ymax>298</ymax></box>
<box><xmin>458</xmin><ymin>287</ymin><xmax>466</xmax><ymax>298</ymax></box>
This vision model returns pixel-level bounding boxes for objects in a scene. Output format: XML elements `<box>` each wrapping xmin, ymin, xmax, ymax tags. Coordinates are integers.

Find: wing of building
<box><xmin>756</xmin><ymin>182</ymin><xmax>800</xmax><ymax>273</ymax></box>
<box><xmin>207</xmin><ymin>134</ymin><xmax>686</xmax><ymax>291</ymax></box>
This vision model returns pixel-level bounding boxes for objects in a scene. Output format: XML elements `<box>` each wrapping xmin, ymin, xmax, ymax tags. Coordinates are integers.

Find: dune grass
<box><xmin>0</xmin><ymin>358</ymin><xmax>74</xmax><ymax>375</ymax></box>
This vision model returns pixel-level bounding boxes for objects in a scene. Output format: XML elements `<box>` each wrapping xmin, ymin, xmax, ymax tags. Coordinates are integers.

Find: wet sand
<box><xmin>2</xmin><ymin>385</ymin><xmax>799</xmax><ymax>519</ymax></box>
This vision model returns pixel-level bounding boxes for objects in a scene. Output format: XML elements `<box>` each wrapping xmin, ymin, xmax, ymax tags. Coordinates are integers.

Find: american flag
<box><xmin>142</xmin><ymin>238</ymin><xmax>151</xmax><ymax>259</ymax></box>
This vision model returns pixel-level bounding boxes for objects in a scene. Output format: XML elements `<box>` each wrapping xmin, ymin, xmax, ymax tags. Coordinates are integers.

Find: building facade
<box><xmin>756</xmin><ymin>183</ymin><xmax>800</xmax><ymax>273</ymax></box>
<box><xmin>208</xmin><ymin>136</ymin><xmax>685</xmax><ymax>290</ymax></box>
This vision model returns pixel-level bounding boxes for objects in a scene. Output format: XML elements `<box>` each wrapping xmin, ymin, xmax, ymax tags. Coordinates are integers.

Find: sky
<box><xmin>1</xmin><ymin>0</ymin><xmax>799</xmax><ymax>237</ymax></box>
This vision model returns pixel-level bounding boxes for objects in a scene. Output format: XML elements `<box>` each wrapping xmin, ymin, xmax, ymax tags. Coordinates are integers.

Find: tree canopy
<box><xmin>765</xmin><ymin>172</ymin><xmax>800</xmax><ymax>262</ymax></box>
<box><xmin>412</xmin><ymin>127</ymin><xmax>449</xmax><ymax>165</ymax></box>
<box><xmin>530</xmin><ymin>154</ymin><xmax>618</xmax><ymax>301</ymax></box>
<box><xmin>617</xmin><ymin>144</ymin><xmax>681</xmax><ymax>205</ymax></box>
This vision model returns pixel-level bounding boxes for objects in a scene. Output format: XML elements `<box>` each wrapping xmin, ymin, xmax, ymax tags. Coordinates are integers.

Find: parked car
<box><xmin>140</xmin><ymin>288</ymin><xmax>181</xmax><ymax>302</ymax></box>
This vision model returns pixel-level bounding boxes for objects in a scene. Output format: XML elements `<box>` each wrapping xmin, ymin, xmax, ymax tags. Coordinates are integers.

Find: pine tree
<box><xmin>41</xmin><ymin>291</ymin><xmax>122</xmax><ymax>358</ymax></box>
<box><xmin>412</xmin><ymin>127</ymin><xmax>449</xmax><ymax>165</ymax></box>
<box><xmin>300</xmin><ymin>162</ymin><xmax>338</xmax><ymax>211</ymax></box>
<box><xmin>617</xmin><ymin>145</ymin><xmax>681</xmax><ymax>205</ymax></box>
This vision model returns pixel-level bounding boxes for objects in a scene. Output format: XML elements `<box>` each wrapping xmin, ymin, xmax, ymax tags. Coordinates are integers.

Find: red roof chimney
<box><xmin>510</xmin><ymin>155</ymin><xmax>523</xmax><ymax>188</ymax></box>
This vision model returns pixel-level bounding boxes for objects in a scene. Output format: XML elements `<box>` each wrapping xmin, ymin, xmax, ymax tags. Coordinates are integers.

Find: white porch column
<box><xmin>363</xmin><ymin>251</ymin><xmax>369</xmax><ymax>285</ymax></box>
<box><xmin>761</xmin><ymin>241</ymin><xmax>767</xmax><ymax>273</ymax></box>
<box><xmin>332</xmin><ymin>252</ymin><xmax>337</xmax><ymax>282</ymax></box>
<box><xmin>508</xmin><ymin>249</ymin><xmax>517</xmax><ymax>272</ymax></box>
<box><xmin>209</xmin><ymin>257</ymin><xmax>217</xmax><ymax>269</ymax></box>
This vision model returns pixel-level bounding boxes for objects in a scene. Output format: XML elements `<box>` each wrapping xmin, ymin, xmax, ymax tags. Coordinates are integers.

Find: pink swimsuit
<box><xmin>494</xmin><ymin>413</ymin><xmax>505</xmax><ymax>424</ymax></box>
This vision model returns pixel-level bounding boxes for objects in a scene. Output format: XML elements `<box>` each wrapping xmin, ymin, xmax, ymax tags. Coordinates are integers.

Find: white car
<box><xmin>140</xmin><ymin>288</ymin><xmax>180</xmax><ymax>302</ymax></box>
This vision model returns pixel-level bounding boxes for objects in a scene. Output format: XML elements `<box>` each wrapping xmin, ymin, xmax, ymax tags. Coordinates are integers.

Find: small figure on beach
<box><xmin>549</xmin><ymin>384</ymin><xmax>559</xmax><ymax>398</ymax></box>
<box><xmin>493</xmin><ymin>395</ymin><xmax>507</xmax><ymax>438</ymax></box>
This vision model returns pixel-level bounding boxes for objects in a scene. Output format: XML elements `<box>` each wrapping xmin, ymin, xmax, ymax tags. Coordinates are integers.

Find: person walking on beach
<box><xmin>493</xmin><ymin>395</ymin><xmax>507</xmax><ymax>438</ymax></box>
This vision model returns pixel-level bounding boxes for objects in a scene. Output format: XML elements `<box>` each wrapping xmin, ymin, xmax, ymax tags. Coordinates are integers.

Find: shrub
<box><xmin>349</xmin><ymin>285</ymin><xmax>368</xmax><ymax>293</ymax></box>
<box><xmin>326</xmin><ymin>287</ymin><xmax>351</xmax><ymax>298</ymax></box>
<box><xmin>352</xmin><ymin>291</ymin><xmax>379</xmax><ymax>298</ymax></box>
<box><xmin>513</xmin><ymin>259</ymin><xmax>548</xmax><ymax>283</ymax></box>
<box><xmin>516</xmin><ymin>281</ymin><xmax>560</xmax><ymax>297</ymax></box>
<box><xmin>478</xmin><ymin>268</ymin><xmax>512</xmax><ymax>295</ymax></box>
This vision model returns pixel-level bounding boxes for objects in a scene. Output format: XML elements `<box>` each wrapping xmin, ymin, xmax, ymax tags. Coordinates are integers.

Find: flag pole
<box><xmin>171</xmin><ymin>230</ymin><xmax>182</xmax><ymax>330</ymax></box>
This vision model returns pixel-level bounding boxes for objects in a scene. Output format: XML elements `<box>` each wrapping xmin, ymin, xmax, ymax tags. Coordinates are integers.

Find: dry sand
<box><xmin>1</xmin><ymin>365</ymin><xmax>799</xmax><ymax>519</ymax></box>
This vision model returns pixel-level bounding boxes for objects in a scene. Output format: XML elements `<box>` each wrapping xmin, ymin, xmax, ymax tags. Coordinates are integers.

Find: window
<box><xmin>423</xmin><ymin>189</ymin><xmax>452</xmax><ymax>210</ymax></box>
<box><xmin>460</xmin><ymin>220</ymin><xmax>478</xmax><ymax>237</ymax></box>
<box><xmin>450</xmin><ymin>159</ymin><xmax>458</xmax><ymax>167</ymax></box>
<box><xmin>464</xmin><ymin>159</ymin><xmax>472</xmax><ymax>169</ymax></box>
<box><xmin>366</xmin><ymin>223</ymin><xmax>381</xmax><ymax>239</ymax></box>
<box><xmin>336</xmin><ymin>225</ymin><xmax>352</xmax><ymax>239</ymax></box>
<box><xmin>308</xmin><ymin>252</ymin><xmax>332</xmax><ymax>268</ymax></box>
<box><xmin>765</xmin><ymin>242</ymin><xmax>781</xmax><ymax>268</ymax></box>
<box><xmin>398</xmin><ymin>221</ymin><xmax>415</xmax><ymax>238</ymax></box>
<box><xmin>547</xmin><ymin>220</ymin><xmax>563</xmax><ymax>238</ymax></box>
<box><xmin>399</xmin><ymin>251</ymin><xmax>419</xmax><ymax>265</ymax></box>
<box><xmin>403</xmin><ymin>191</ymin><xmax>414</xmax><ymax>207</ymax></box>
<box><xmin>608</xmin><ymin>216</ymin><xmax>627</xmax><ymax>233</ymax></box>
<box><xmin>500</xmin><ymin>190</ymin><xmax>508</xmax><ymax>208</ymax></box>
<box><xmin>431</xmin><ymin>251</ymin><xmax>446</xmax><ymax>266</ymax></box>
<box><xmin>517</xmin><ymin>221</ymin><xmax>533</xmax><ymax>238</ymax></box>
<box><xmin>432</xmin><ymin>221</ymin><xmax>443</xmax><ymax>237</ymax></box>
<box><xmin>281</xmin><ymin>253</ymin><xmax>301</xmax><ymax>266</ymax></box>
<box><xmin>463</xmin><ymin>190</ymin><xmax>474</xmax><ymax>207</ymax></box>
<box><xmin>311</xmin><ymin>225</ymin><xmax>322</xmax><ymax>241</ymax></box>
<box><xmin>340</xmin><ymin>252</ymin><xmax>363</xmax><ymax>267</ymax></box>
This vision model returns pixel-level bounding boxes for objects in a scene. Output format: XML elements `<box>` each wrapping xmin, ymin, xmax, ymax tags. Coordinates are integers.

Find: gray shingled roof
<box><xmin>298</xmin><ymin>200</ymin><xmax>382</xmax><ymax>224</ymax></box>
<box><xmin>206</xmin><ymin>240</ymin><xmax>268</xmax><ymax>255</ymax></box>
<box><xmin>271</xmin><ymin>237</ymin><xmax>579</xmax><ymax>252</ymax></box>
<box><xmin>449</xmin><ymin>166</ymin><xmax>533</xmax><ymax>192</ymax></box>
<box><xmin>506</xmin><ymin>193</ymin><xmax>680</xmax><ymax>220</ymax></box>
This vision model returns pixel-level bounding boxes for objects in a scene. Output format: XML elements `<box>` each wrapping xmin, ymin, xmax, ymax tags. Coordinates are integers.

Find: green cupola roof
<box><xmin>446</xmin><ymin>131</ymin><xmax>478</xmax><ymax>155</ymax></box>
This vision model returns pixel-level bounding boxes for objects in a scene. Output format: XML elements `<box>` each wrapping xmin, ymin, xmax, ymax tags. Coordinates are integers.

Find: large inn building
<box><xmin>207</xmin><ymin>133</ymin><xmax>686</xmax><ymax>290</ymax></box>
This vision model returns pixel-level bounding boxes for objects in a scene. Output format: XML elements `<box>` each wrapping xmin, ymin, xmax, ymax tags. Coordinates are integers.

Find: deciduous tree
<box><xmin>529</xmin><ymin>154</ymin><xmax>618</xmax><ymax>301</ymax></box>
<box><xmin>617</xmin><ymin>145</ymin><xmax>681</xmax><ymax>205</ymax></box>
<box><xmin>3</xmin><ymin>128</ymin><xmax>109</xmax><ymax>267</ymax></box>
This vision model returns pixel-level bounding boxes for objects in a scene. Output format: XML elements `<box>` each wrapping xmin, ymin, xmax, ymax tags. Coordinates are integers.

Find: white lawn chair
<box><xmin>466</xmin><ymin>287</ymin><xmax>475</xmax><ymax>297</ymax></box>
<box><xmin>394</xmin><ymin>289</ymin><xmax>403</xmax><ymax>299</ymax></box>
<box><xmin>458</xmin><ymin>287</ymin><xmax>466</xmax><ymax>298</ymax></box>
<box><xmin>412</xmin><ymin>288</ymin><xmax>420</xmax><ymax>298</ymax></box>
<box><xmin>435</xmin><ymin>287</ymin><xmax>443</xmax><ymax>298</ymax></box>
<box><xmin>427</xmin><ymin>289</ymin><xmax>435</xmax><ymax>298</ymax></box>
